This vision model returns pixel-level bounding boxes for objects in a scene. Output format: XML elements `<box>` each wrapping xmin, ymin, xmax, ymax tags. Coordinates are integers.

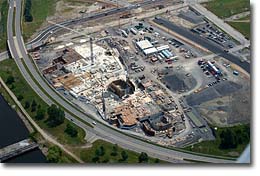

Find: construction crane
<box><xmin>90</xmin><ymin>37</ymin><xmax>95</xmax><ymax>65</ymax></box>
<box><xmin>48</xmin><ymin>20</ymin><xmax>96</xmax><ymax>64</ymax></box>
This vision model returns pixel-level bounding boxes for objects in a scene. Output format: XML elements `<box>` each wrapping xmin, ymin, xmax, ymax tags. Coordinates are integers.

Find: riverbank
<box><xmin>0</xmin><ymin>93</ymin><xmax>46</xmax><ymax>163</ymax></box>
<box><xmin>0</xmin><ymin>59</ymin><xmax>84</xmax><ymax>163</ymax></box>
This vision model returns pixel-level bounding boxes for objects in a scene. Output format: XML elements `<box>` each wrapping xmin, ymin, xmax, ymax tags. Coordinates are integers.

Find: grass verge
<box><xmin>73</xmin><ymin>139</ymin><xmax>166</xmax><ymax>164</ymax></box>
<box><xmin>183</xmin><ymin>124</ymin><xmax>250</xmax><ymax>158</ymax></box>
<box><xmin>228</xmin><ymin>21</ymin><xmax>250</xmax><ymax>39</ymax></box>
<box><xmin>204</xmin><ymin>0</ymin><xmax>250</xmax><ymax>19</ymax></box>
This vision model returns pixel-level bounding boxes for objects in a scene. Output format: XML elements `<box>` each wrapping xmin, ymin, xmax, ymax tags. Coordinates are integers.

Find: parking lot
<box><xmin>192</xmin><ymin>22</ymin><xmax>237</xmax><ymax>49</ymax></box>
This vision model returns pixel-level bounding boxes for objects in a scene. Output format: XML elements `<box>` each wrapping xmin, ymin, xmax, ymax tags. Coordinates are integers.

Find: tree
<box><xmin>95</xmin><ymin>148</ymin><xmax>102</xmax><ymax>157</ymax></box>
<box><xmin>24</xmin><ymin>101</ymin><xmax>30</xmax><ymax>109</ymax></box>
<box><xmin>138</xmin><ymin>152</ymin><xmax>148</xmax><ymax>163</ymax></box>
<box><xmin>17</xmin><ymin>95</ymin><xmax>24</xmax><ymax>101</ymax></box>
<box><xmin>92</xmin><ymin>156</ymin><xmax>100</xmax><ymax>163</ymax></box>
<box><xmin>219</xmin><ymin>125</ymin><xmax>250</xmax><ymax>150</ymax></box>
<box><xmin>24</xmin><ymin>0</ymin><xmax>33</xmax><ymax>22</ymax></box>
<box><xmin>31</xmin><ymin>99</ymin><xmax>37</xmax><ymax>112</ymax></box>
<box><xmin>111</xmin><ymin>144</ymin><xmax>118</xmax><ymax>156</ymax></box>
<box><xmin>102</xmin><ymin>157</ymin><xmax>109</xmax><ymax>163</ymax></box>
<box><xmin>35</xmin><ymin>108</ymin><xmax>45</xmax><ymax>120</ymax></box>
<box><xmin>219</xmin><ymin>129</ymin><xmax>238</xmax><ymax>149</ymax></box>
<box><xmin>121</xmin><ymin>150</ymin><xmax>128</xmax><ymax>161</ymax></box>
<box><xmin>6</xmin><ymin>75</ymin><xmax>14</xmax><ymax>85</ymax></box>
<box><xmin>154</xmin><ymin>158</ymin><xmax>160</xmax><ymax>163</ymax></box>
<box><xmin>46</xmin><ymin>146</ymin><xmax>62</xmax><ymax>163</ymax></box>
<box><xmin>100</xmin><ymin>146</ymin><xmax>105</xmax><ymax>156</ymax></box>
<box><xmin>65</xmin><ymin>123</ymin><xmax>78</xmax><ymax>137</ymax></box>
<box><xmin>47</xmin><ymin>104</ymin><xmax>65</xmax><ymax>127</ymax></box>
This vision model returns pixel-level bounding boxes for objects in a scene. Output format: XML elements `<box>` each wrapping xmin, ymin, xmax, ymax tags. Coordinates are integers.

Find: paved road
<box><xmin>153</xmin><ymin>17</ymin><xmax>251</xmax><ymax>73</ymax></box>
<box><xmin>7</xmin><ymin>0</ymin><xmax>235</xmax><ymax>163</ymax></box>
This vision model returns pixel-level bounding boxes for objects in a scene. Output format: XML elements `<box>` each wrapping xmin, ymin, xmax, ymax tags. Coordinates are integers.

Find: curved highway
<box><xmin>7</xmin><ymin>0</ymin><xmax>235</xmax><ymax>163</ymax></box>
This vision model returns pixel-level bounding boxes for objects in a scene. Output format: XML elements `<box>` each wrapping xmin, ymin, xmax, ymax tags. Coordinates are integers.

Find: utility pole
<box><xmin>117</xmin><ymin>0</ymin><xmax>121</xmax><ymax>28</ymax></box>
<box><xmin>90</xmin><ymin>37</ymin><xmax>94</xmax><ymax>65</ymax></box>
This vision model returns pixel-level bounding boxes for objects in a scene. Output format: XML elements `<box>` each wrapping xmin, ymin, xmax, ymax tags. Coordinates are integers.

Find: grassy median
<box><xmin>0</xmin><ymin>0</ymin><xmax>8</xmax><ymax>51</ymax></box>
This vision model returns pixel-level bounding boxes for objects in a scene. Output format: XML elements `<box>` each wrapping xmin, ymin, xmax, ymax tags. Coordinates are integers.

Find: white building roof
<box><xmin>143</xmin><ymin>47</ymin><xmax>158</xmax><ymax>55</ymax></box>
<box><xmin>136</xmin><ymin>40</ymin><xmax>153</xmax><ymax>50</ymax></box>
<box><xmin>156</xmin><ymin>45</ymin><xmax>170</xmax><ymax>52</ymax></box>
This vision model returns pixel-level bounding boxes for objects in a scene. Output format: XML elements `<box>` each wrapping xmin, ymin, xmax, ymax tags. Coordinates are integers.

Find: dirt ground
<box><xmin>185</xmin><ymin>56</ymin><xmax>250</xmax><ymax>127</ymax></box>
<box><xmin>47</xmin><ymin>0</ymin><xmax>114</xmax><ymax>22</ymax></box>
<box><xmin>161</xmin><ymin>7</ymin><xmax>199</xmax><ymax>29</ymax></box>
<box><xmin>196</xmin><ymin>86</ymin><xmax>250</xmax><ymax>127</ymax></box>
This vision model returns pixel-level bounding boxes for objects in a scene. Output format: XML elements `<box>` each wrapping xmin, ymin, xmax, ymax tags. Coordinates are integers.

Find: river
<box><xmin>0</xmin><ymin>94</ymin><xmax>46</xmax><ymax>163</ymax></box>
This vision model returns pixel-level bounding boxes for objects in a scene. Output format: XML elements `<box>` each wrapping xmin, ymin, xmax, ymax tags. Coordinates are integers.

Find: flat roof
<box><xmin>136</xmin><ymin>40</ymin><xmax>153</xmax><ymax>50</ymax></box>
<box><xmin>157</xmin><ymin>45</ymin><xmax>170</xmax><ymax>51</ymax></box>
<box><xmin>143</xmin><ymin>47</ymin><xmax>158</xmax><ymax>55</ymax></box>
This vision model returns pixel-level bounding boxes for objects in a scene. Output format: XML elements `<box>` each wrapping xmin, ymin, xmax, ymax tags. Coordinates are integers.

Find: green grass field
<box><xmin>74</xmin><ymin>140</ymin><xmax>166</xmax><ymax>164</ymax></box>
<box><xmin>0</xmin><ymin>59</ymin><xmax>86</xmax><ymax>146</ymax></box>
<box><xmin>228</xmin><ymin>21</ymin><xmax>250</xmax><ymax>39</ymax></box>
<box><xmin>204</xmin><ymin>0</ymin><xmax>250</xmax><ymax>18</ymax></box>
<box><xmin>0</xmin><ymin>0</ymin><xmax>8</xmax><ymax>51</ymax></box>
<box><xmin>184</xmin><ymin>124</ymin><xmax>250</xmax><ymax>158</ymax></box>
<box><xmin>22</xmin><ymin>0</ymin><xmax>58</xmax><ymax>41</ymax></box>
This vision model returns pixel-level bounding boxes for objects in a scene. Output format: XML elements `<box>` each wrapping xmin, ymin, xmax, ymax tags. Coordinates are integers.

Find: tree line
<box><xmin>24</xmin><ymin>0</ymin><xmax>33</xmax><ymax>22</ymax></box>
<box><xmin>219</xmin><ymin>125</ymin><xmax>250</xmax><ymax>149</ymax></box>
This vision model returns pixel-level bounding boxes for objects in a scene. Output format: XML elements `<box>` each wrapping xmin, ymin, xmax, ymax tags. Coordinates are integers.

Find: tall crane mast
<box><xmin>48</xmin><ymin>20</ymin><xmax>95</xmax><ymax>64</ymax></box>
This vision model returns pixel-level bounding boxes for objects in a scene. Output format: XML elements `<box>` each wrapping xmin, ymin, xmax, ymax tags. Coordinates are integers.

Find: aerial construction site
<box><xmin>28</xmin><ymin>0</ymin><xmax>250</xmax><ymax>149</ymax></box>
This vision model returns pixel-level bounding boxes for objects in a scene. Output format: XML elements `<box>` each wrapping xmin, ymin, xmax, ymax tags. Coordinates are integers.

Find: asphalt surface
<box><xmin>153</xmin><ymin>17</ymin><xmax>250</xmax><ymax>74</ymax></box>
<box><xmin>6</xmin><ymin>0</ymin><xmax>236</xmax><ymax>163</ymax></box>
